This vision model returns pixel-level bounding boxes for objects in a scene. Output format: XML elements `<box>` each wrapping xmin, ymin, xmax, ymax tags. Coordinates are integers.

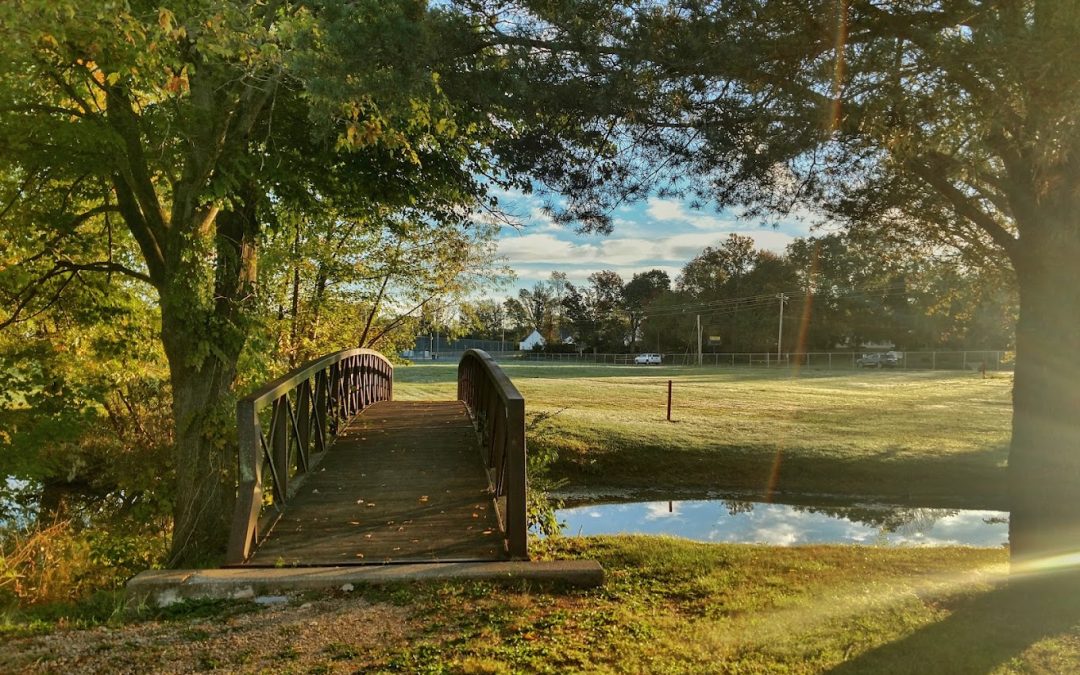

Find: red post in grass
<box><xmin>667</xmin><ymin>379</ymin><xmax>672</xmax><ymax>421</ymax></box>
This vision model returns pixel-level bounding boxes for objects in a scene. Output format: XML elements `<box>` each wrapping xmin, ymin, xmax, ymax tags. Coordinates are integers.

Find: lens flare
<box><xmin>1011</xmin><ymin>551</ymin><xmax>1080</xmax><ymax>577</ymax></box>
<box><xmin>830</xmin><ymin>0</ymin><xmax>849</xmax><ymax>132</ymax></box>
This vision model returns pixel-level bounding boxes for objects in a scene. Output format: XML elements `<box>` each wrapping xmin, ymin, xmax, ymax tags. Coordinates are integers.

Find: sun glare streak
<box><xmin>765</xmin><ymin>247</ymin><xmax>820</xmax><ymax>500</ymax></box>
<box><xmin>830</xmin><ymin>0</ymin><xmax>849</xmax><ymax>132</ymax></box>
<box><xmin>1012</xmin><ymin>551</ymin><xmax>1080</xmax><ymax>577</ymax></box>
<box><xmin>792</xmin><ymin>243</ymin><xmax>820</xmax><ymax>379</ymax></box>
<box><xmin>764</xmin><ymin>444</ymin><xmax>785</xmax><ymax>503</ymax></box>
<box><xmin>680</xmin><ymin>562</ymin><xmax>1009</xmax><ymax>656</ymax></box>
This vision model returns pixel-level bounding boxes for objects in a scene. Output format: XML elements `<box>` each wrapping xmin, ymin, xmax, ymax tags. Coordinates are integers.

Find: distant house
<box><xmin>861</xmin><ymin>340</ymin><xmax>896</xmax><ymax>350</ymax></box>
<box><xmin>518</xmin><ymin>329</ymin><xmax>545</xmax><ymax>351</ymax></box>
<box><xmin>834</xmin><ymin>339</ymin><xmax>897</xmax><ymax>351</ymax></box>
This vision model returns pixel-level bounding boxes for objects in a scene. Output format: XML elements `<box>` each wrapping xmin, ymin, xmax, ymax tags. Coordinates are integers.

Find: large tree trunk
<box><xmin>1009</xmin><ymin>225</ymin><xmax>1080</xmax><ymax>572</ymax></box>
<box><xmin>163</xmin><ymin>330</ymin><xmax>236</xmax><ymax>566</ymax></box>
<box><xmin>161</xmin><ymin>199</ymin><xmax>259</xmax><ymax>566</ymax></box>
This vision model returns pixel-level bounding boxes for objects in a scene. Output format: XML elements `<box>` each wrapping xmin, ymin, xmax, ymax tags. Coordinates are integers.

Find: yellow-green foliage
<box><xmin>0</xmin><ymin>520</ymin><xmax>166</xmax><ymax>607</ymax></box>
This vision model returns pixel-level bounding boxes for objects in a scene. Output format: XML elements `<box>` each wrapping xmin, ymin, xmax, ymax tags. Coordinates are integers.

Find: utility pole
<box><xmin>776</xmin><ymin>293</ymin><xmax>787</xmax><ymax>362</ymax></box>
<box><xmin>696</xmin><ymin>314</ymin><xmax>703</xmax><ymax>366</ymax></box>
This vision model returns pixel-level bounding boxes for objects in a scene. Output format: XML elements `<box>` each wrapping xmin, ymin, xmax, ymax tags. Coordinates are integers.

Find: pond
<box><xmin>554</xmin><ymin>499</ymin><xmax>1009</xmax><ymax>547</ymax></box>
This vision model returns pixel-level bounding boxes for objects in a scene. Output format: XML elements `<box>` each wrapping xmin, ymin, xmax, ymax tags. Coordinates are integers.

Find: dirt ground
<box><xmin>2</xmin><ymin>595</ymin><xmax>414</xmax><ymax>674</ymax></box>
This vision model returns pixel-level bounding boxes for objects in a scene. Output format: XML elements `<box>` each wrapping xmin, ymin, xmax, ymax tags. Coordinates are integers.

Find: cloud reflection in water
<box><xmin>555</xmin><ymin>500</ymin><xmax>1009</xmax><ymax>547</ymax></box>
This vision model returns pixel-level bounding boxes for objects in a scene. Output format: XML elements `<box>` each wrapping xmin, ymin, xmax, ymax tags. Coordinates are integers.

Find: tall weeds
<box><xmin>0</xmin><ymin>519</ymin><xmax>165</xmax><ymax>607</ymax></box>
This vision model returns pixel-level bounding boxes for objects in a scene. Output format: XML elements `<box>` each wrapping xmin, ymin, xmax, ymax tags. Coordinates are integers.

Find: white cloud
<box><xmin>491</xmin><ymin>193</ymin><xmax>819</xmax><ymax>292</ymax></box>
<box><xmin>645</xmin><ymin>198</ymin><xmax>744</xmax><ymax>231</ymax></box>
<box><xmin>645</xmin><ymin>198</ymin><xmax>687</xmax><ymax>222</ymax></box>
<box><xmin>750</xmin><ymin>523</ymin><xmax>804</xmax><ymax>546</ymax></box>
<box><xmin>497</xmin><ymin>229</ymin><xmax>794</xmax><ymax>266</ymax></box>
<box><xmin>643</xmin><ymin>197</ymin><xmax>843</xmax><ymax>239</ymax></box>
<box><xmin>528</xmin><ymin>207</ymin><xmax>563</xmax><ymax>232</ymax></box>
<box><xmin>497</xmin><ymin>233</ymin><xmax>598</xmax><ymax>263</ymax></box>
<box><xmin>645</xmin><ymin>501</ymin><xmax>682</xmax><ymax>519</ymax></box>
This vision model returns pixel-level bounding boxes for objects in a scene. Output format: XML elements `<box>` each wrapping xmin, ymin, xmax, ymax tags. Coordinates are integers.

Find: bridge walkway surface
<box><xmin>247</xmin><ymin>400</ymin><xmax>506</xmax><ymax>565</ymax></box>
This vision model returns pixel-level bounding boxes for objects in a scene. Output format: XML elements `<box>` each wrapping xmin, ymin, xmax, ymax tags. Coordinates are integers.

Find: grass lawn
<box><xmin>394</xmin><ymin>363</ymin><xmax>1013</xmax><ymax>509</ymax></box>
<box><xmin>4</xmin><ymin>537</ymin><xmax>1077</xmax><ymax>673</ymax></box>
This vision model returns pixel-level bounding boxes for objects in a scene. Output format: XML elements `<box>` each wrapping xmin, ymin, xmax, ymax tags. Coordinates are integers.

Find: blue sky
<box><xmin>487</xmin><ymin>185</ymin><xmax>825</xmax><ymax>293</ymax></box>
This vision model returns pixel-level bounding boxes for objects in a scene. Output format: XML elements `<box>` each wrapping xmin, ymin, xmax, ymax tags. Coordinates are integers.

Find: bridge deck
<box><xmin>247</xmin><ymin>400</ymin><xmax>506</xmax><ymax>566</ymax></box>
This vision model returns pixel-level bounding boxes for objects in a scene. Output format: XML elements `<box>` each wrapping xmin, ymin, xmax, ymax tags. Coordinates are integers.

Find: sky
<box><xmin>487</xmin><ymin>185</ymin><xmax>827</xmax><ymax>295</ymax></box>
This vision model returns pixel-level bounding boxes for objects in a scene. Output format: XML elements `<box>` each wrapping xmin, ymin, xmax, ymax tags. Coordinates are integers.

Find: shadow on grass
<box><xmin>830</xmin><ymin>575</ymin><xmax>1080</xmax><ymax>674</ymax></box>
<box><xmin>551</xmin><ymin>444</ymin><xmax>1009</xmax><ymax>510</ymax></box>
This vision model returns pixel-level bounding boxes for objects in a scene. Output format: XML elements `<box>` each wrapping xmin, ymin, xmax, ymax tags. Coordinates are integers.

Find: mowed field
<box><xmin>394</xmin><ymin>363</ymin><xmax>1013</xmax><ymax>508</ymax></box>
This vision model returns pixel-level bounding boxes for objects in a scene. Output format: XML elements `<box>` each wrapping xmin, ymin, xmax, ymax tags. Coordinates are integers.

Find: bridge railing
<box><xmin>227</xmin><ymin>348</ymin><xmax>393</xmax><ymax>564</ymax></box>
<box><xmin>457</xmin><ymin>349</ymin><xmax>527</xmax><ymax>559</ymax></box>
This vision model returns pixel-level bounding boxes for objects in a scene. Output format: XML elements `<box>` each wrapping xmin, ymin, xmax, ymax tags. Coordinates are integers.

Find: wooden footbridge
<box><xmin>226</xmin><ymin>349</ymin><xmax>527</xmax><ymax>567</ymax></box>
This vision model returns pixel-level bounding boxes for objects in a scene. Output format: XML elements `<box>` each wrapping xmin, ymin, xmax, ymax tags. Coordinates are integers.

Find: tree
<box><xmin>646</xmin><ymin>3</ymin><xmax>1080</xmax><ymax>566</ymax></box>
<box><xmin>785</xmin><ymin>233</ymin><xmax>919</xmax><ymax>350</ymax></box>
<box><xmin>503</xmin><ymin>297</ymin><xmax>532</xmax><ymax>337</ymax></box>
<box><xmin>465</xmin><ymin>299</ymin><xmax>509</xmax><ymax>341</ymax></box>
<box><xmin>263</xmin><ymin>207</ymin><xmax>501</xmax><ymax>367</ymax></box>
<box><xmin>677</xmin><ymin>234</ymin><xmax>756</xmax><ymax>298</ymax></box>
<box><xmin>517</xmin><ymin>282</ymin><xmax>554</xmax><ymax>336</ymax></box>
<box><xmin>483</xmin><ymin>0</ymin><xmax>1077</xmax><ymax>569</ymax></box>
<box><xmin>562</xmin><ymin>270</ymin><xmax>627</xmax><ymax>351</ymax></box>
<box><xmin>623</xmin><ymin>269</ymin><xmax>670</xmax><ymax>350</ymax></box>
<box><xmin>1</xmin><ymin>0</ymin><xmax>651</xmax><ymax>562</ymax></box>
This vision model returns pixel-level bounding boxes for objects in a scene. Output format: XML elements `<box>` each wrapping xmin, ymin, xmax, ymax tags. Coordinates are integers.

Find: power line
<box><xmin>642</xmin><ymin>283</ymin><xmax>915</xmax><ymax>320</ymax></box>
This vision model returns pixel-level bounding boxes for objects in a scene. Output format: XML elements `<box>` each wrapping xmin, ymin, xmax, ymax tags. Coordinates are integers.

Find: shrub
<box><xmin>0</xmin><ymin>519</ymin><xmax>166</xmax><ymax>607</ymax></box>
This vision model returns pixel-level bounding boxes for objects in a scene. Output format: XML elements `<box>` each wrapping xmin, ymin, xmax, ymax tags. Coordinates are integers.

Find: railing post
<box><xmin>314</xmin><ymin>370</ymin><xmax>328</xmax><ymax>453</ymax></box>
<box><xmin>227</xmin><ymin>399</ymin><xmax>262</xmax><ymax>565</ymax></box>
<box><xmin>296</xmin><ymin>379</ymin><xmax>311</xmax><ymax>473</ymax></box>
<box><xmin>505</xmin><ymin>395</ymin><xmax>527</xmax><ymax>559</ymax></box>
<box><xmin>272</xmin><ymin>395</ymin><xmax>289</xmax><ymax>501</ymax></box>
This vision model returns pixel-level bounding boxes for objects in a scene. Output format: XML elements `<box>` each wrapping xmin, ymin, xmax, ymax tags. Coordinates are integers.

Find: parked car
<box><xmin>634</xmin><ymin>353</ymin><xmax>662</xmax><ymax>365</ymax></box>
<box><xmin>856</xmin><ymin>352</ymin><xmax>898</xmax><ymax>368</ymax></box>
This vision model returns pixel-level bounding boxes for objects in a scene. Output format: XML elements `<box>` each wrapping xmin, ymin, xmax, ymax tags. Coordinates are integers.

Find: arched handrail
<box><xmin>457</xmin><ymin>349</ymin><xmax>527</xmax><ymax>559</ymax></box>
<box><xmin>227</xmin><ymin>348</ymin><xmax>393</xmax><ymax>564</ymax></box>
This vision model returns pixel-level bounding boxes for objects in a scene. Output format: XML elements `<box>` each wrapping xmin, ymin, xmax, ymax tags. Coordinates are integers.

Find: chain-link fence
<box><xmin>422</xmin><ymin>349</ymin><xmax>1012</xmax><ymax>371</ymax></box>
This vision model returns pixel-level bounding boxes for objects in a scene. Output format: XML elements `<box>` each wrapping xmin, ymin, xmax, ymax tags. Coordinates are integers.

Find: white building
<box><xmin>518</xmin><ymin>329</ymin><xmax>545</xmax><ymax>351</ymax></box>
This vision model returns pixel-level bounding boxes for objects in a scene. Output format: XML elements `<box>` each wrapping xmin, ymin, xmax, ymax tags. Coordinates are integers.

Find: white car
<box><xmin>634</xmin><ymin>353</ymin><xmax>662</xmax><ymax>365</ymax></box>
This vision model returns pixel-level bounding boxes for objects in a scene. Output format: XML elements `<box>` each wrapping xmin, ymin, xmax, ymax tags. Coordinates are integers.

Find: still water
<box><xmin>555</xmin><ymin>499</ymin><xmax>1009</xmax><ymax>547</ymax></box>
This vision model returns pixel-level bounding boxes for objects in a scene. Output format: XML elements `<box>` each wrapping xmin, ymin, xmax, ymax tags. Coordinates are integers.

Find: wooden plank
<box><xmin>247</xmin><ymin>400</ymin><xmax>507</xmax><ymax>566</ymax></box>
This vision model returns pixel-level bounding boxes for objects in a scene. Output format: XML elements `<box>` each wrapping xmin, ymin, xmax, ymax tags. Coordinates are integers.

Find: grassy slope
<box><xmin>395</xmin><ymin>364</ymin><xmax>1012</xmax><ymax>507</ymax></box>
<box><xmin>5</xmin><ymin>538</ymin><xmax>1077</xmax><ymax>673</ymax></box>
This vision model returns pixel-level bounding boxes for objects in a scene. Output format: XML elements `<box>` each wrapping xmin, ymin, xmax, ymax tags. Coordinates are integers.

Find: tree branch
<box><xmin>105</xmin><ymin>87</ymin><xmax>169</xmax><ymax>240</ymax></box>
<box><xmin>112</xmin><ymin>174</ymin><xmax>165</xmax><ymax>286</ymax></box>
<box><xmin>0</xmin><ymin>267</ymin><xmax>75</xmax><ymax>330</ymax></box>
<box><xmin>0</xmin><ymin>104</ymin><xmax>88</xmax><ymax>118</ymax></box>
<box><xmin>907</xmin><ymin>158</ymin><xmax>1019</xmax><ymax>260</ymax></box>
<box><xmin>54</xmin><ymin>260</ymin><xmax>153</xmax><ymax>285</ymax></box>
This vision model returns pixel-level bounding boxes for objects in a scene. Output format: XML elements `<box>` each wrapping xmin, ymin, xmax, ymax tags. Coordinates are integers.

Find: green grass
<box><xmin>395</xmin><ymin>363</ymin><xmax>1013</xmax><ymax>507</ymax></box>
<box><xmin>4</xmin><ymin>538</ymin><xmax>1077</xmax><ymax>673</ymax></box>
<box><xmin>381</xmin><ymin>537</ymin><xmax>1075</xmax><ymax>674</ymax></box>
